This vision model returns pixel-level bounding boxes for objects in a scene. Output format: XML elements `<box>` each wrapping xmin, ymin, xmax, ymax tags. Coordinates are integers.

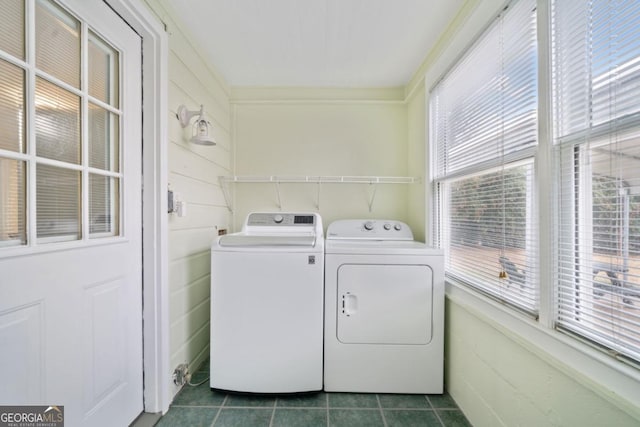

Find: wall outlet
<box><xmin>173</xmin><ymin>363</ymin><xmax>189</xmax><ymax>386</ymax></box>
<box><xmin>168</xmin><ymin>189</ymin><xmax>174</xmax><ymax>213</ymax></box>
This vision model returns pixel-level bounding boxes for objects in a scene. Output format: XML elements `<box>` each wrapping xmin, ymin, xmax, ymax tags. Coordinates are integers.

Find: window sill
<box><xmin>446</xmin><ymin>280</ymin><xmax>640</xmax><ymax>419</ymax></box>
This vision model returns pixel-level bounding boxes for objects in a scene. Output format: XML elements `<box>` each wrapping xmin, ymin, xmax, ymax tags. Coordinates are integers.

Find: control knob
<box><xmin>364</xmin><ymin>221</ymin><xmax>374</xmax><ymax>231</ymax></box>
<box><xmin>273</xmin><ymin>214</ymin><xmax>284</xmax><ymax>224</ymax></box>
<box><xmin>394</xmin><ymin>223</ymin><xmax>402</xmax><ymax>231</ymax></box>
<box><xmin>383</xmin><ymin>223</ymin><xmax>392</xmax><ymax>230</ymax></box>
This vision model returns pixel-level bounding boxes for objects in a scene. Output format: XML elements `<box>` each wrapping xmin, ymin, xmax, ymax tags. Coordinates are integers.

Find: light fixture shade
<box><xmin>190</xmin><ymin>117</ymin><xmax>216</xmax><ymax>145</ymax></box>
<box><xmin>177</xmin><ymin>104</ymin><xmax>216</xmax><ymax>146</ymax></box>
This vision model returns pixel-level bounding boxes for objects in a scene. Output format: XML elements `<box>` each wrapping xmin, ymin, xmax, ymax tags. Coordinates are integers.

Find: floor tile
<box><xmin>329</xmin><ymin>409</ymin><xmax>385</xmax><ymax>427</ymax></box>
<box><xmin>155</xmin><ymin>407</ymin><xmax>218</xmax><ymax>427</ymax></box>
<box><xmin>428</xmin><ymin>393</ymin><xmax>459</xmax><ymax>409</ymax></box>
<box><xmin>272</xmin><ymin>408</ymin><xmax>327</xmax><ymax>427</ymax></box>
<box><xmin>213</xmin><ymin>408</ymin><xmax>273</xmax><ymax>427</ymax></box>
<box><xmin>378</xmin><ymin>394</ymin><xmax>430</xmax><ymax>409</ymax></box>
<box><xmin>384</xmin><ymin>409</ymin><xmax>442</xmax><ymax>427</ymax></box>
<box><xmin>224</xmin><ymin>394</ymin><xmax>276</xmax><ymax>407</ymax></box>
<box><xmin>198</xmin><ymin>358</ymin><xmax>210</xmax><ymax>373</ymax></box>
<box><xmin>437</xmin><ymin>409</ymin><xmax>473</xmax><ymax>427</ymax></box>
<box><xmin>159</xmin><ymin>372</ymin><xmax>473</xmax><ymax>427</ymax></box>
<box><xmin>328</xmin><ymin>393</ymin><xmax>379</xmax><ymax>408</ymax></box>
<box><xmin>189</xmin><ymin>371</ymin><xmax>210</xmax><ymax>384</ymax></box>
<box><xmin>172</xmin><ymin>383</ymin><xmax>227</xmax><ymax>406</ymax></box>
<box><xmin>276</xmin><ymin>392</ymin><xmax>327</xmax><ymax>407</ymax></box>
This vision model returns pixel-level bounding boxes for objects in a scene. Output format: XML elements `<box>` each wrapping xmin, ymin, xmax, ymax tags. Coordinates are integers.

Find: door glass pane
<box><xmin>36</xmin><ymin>0</ymin><xmax>80</xmax><ymax>88</ymax></box>
<box><xmin>35</xmin><ymin>77</ymin><xmax>80</xmax><ymax>164</ymax></box>
<box><xmin>89</xmin><ymin>174</ymin><xmax>119</xmax><ymax>236</ymax></box>
<box><xmin>0</xmin><ymin>59</ymin><xmax>25</xmax><ymax>153</ymax></box>
<box><xmin>0</xmin><ymin>0</ymin><xmax>25</xmax><ymax>60</ymax></box>
<box><xmin>88</xmin><ymin>31</ymin><xmax>119</xmax><ymax>108</ymax></box>
<box><xmin>0</xmin><ymin>158</ymin><xmax>26</xmax><ymax>246</ymax></box>
<box><xmin>89</xmin><ymin>103</ymin><xmax>119</xmax><ymax>172</ymax></box>
<box><xmin>36</xmin><ymin>164</ymin><xmax>80</xmax><ymax>240</ymax></box>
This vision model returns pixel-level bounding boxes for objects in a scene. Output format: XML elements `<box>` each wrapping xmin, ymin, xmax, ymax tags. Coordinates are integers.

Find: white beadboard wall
<box><xmin>144</xmin><ymin>0</ymin><xmax>232</xmax><ymax>399</ymax></box>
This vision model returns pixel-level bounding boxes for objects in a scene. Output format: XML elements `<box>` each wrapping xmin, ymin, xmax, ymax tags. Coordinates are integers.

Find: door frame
<box><xmin>103</xmin><ymin>0</ymin><xmax>170</xmax><ymax>414</ymax></box>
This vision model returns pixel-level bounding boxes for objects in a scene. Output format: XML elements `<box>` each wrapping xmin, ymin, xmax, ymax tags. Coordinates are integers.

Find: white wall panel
<box><xmin>231</xmin><ymin>98</ymin><xmax>412</xmax><ymax>231</ymax></box>
<box><xmin>169</xmin><ymin>298</ymin><xmax>210</xmax><ymax>364</ymax></box>
<box><xmin>169</xmin><ymin>276</ymin><xmax>210</xmax><ymax>323</ymax></box>
<box><xmin>168</xmin><ymin>229</ymin><xmax>218</xmax><ymax>262</ymax></box>
<box><xmin>407</xmin><ymin>83</ymin><xmax>426</xmax><ymax>242</ymax></box>
<box><xmin>169</xmin><ymin>252</ymin><xmax>210</xmax><ymax>293</ymax></box>
<box><xmin>446</xmin><ymin>298</ymin><xmax>640</xmax><ymax>426</ymax></box>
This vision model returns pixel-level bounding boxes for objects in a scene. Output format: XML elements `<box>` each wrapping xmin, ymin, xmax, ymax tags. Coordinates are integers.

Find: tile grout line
<box><xmin>326</xmin><ymin>393</ymin><xmax>330</xmax><ymax>427</ymax></box>
<box><xmin>428</xmin><ymin>395</ymin><xmax>447</xmax><ymax>427</ymax></box>
<box><xmin>268</xmin><ymin>398</ymin><xmax>277</xmax><ymax>427</ymax></box>
<box><xmin>376</xmin><ymin>394</ymin><xmax>388</xmax><ymax>427</ymax></box>
<box><xmin>208</xmin><ymin>408</ymin><xmax>220</xmax><ymax>427</ymax></box>
<box><xmin>209</xmin><ymin>395</ymin><xmax>227</xmax><ymax>427</ymax></box>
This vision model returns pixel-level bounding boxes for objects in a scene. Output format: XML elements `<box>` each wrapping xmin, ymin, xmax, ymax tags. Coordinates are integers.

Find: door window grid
<box><xmin>0</xmin><ymin>0</ymin><xmax>122</xmax><ymax>249</ymax></box>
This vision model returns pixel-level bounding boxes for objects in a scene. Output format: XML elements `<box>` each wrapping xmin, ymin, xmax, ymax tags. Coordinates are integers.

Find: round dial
<box><xmin>364</xmin><ymin>221</ymin><xmax>374</xmax><ymax>231</ymax></box>
<box><xmin>394</xmin><ymin>223</ymin><xmax>402</xmax><ymax>231</ymax></box>
<box><xmin>383</xmin><ymin>223</ymin><xmax>392</xmax><ymax>230</ymax></box>
<box><xmin>273</xmin><ymin>214</ymin><xmax>284</xmax><ymax>224</ymax></box>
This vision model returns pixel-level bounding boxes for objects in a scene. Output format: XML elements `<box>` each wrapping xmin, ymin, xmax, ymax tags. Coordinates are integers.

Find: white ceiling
<box><xmin>163</xmin><ymin>0</ymin><xmax>465</xmax><ymax>87</ymax></box>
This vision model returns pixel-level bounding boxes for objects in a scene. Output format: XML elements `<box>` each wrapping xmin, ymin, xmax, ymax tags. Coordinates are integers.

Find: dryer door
<box><xmin>336</xmin><ymin>264</ymin><xmax>433</xmax><ymax>344</ymax></box>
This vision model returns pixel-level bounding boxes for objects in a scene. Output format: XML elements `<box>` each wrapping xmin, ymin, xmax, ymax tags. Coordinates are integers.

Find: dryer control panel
<box><xmin>327</xmin><ymin>219</ymin><xmax>414</xmax><ymax>240</ymax></box>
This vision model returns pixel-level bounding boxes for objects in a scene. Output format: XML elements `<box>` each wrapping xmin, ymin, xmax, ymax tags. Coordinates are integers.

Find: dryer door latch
<box><xmin>342</xmin><ymin>293</ymin><xmax>358</xmax><ymax>317</ymax></box>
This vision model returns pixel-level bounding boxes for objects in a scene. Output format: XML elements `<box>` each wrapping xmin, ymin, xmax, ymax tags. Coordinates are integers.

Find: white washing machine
<box><xmin>210</xmin><ymin>212</ymin><xmax>324</xmax><ymax>393</ymax></box>
<box><xmin>324</xmin><ymin>219</ymin><xmax>444</xmax><ymax>394</ymax></box>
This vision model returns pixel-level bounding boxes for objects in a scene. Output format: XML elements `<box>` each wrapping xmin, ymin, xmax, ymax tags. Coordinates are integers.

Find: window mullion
<box><xmin>535</xmin><ymin>0</ymin><xmax>555</xmax><ymax>328</ymax></box>
<box><xmin>81</xmin><ymin>19</ymin><xmax>88</xmax><ymax>241</ymax></box>
<box><xmin>26</xmin><ymin>0</ymin><xmax>36</xmax><ymax>248</ymax></box>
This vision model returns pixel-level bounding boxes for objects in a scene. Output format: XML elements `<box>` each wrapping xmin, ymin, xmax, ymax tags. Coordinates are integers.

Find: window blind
<box><xmin>553</xmin><ymin>0</ymin><xmax>640</xmax><ymax>362</ymax></box>
<box><xmin>431</xmin><ymin>0</ymin><xmax>538</xmax><ymax>314</ymax></box>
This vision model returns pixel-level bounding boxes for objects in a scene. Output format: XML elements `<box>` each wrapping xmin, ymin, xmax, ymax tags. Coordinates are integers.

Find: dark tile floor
<box><xmin>156</xmin><ymin>362</ymin><xmax>471</xmax><ymax>427</ymax></box>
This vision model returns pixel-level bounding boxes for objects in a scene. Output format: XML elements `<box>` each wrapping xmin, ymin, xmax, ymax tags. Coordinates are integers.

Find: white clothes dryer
<box><xmin>324</xmin><ymin>219</ymin><xmax>444</xmax><ymax>394</ymax></box>
<box><xmin>210</xmin><ymin>212</ymin><xmax>324</xmax><ymax>393</ymax></box>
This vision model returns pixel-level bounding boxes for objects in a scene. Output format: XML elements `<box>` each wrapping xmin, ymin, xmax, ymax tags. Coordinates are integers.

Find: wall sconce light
<box><xmin>177</xmin><ymin>104</ymin><xmax>216</xmax><ymax>146</ymax></box>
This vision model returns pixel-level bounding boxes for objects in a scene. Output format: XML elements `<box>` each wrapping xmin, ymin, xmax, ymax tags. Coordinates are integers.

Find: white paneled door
<box><xmin>0</xmin><ymin>0</ymin><xmax>143</xmax><ymax>425</ymax></box>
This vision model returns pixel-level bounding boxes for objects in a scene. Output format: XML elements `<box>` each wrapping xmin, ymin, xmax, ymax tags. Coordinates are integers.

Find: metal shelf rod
<box><xmin>218</xmin><ymin>175</ymin><xmax>422</xmax><ymax>213</ymax></box>
<box><xmin>219</xmin><ymin>175</ymin><xmax>421</xmax><ymax>184</ymax></box>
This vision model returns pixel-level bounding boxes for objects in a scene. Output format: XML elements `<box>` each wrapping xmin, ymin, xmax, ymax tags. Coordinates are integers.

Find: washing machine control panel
<box><xmin>327</xmin><ymin>219</ymin><xmax>414</xmax><ymax>240</ymax></box>
<box><xmin>246</xmin><ymin>212</ymin><xmax>317</xmax><ymax>227</ymax></box>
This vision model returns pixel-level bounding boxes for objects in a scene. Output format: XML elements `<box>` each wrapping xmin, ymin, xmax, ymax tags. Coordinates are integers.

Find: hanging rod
<box><xmin>218</xmin><ymin>175</ymin><xmax>422</xmax><ymax>213</ymax></box>
<box><xmin>219</xmin><ymin>175</ymin><xmax>421</xmax><ymax>184</ymax></box>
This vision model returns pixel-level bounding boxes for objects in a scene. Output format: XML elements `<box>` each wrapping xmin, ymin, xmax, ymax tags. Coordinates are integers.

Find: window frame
<box><xmin>428</xmin><ymin>0</ymin><xmax>640</xmax><ymax>404</ymax></box>
<box><xmin>551</xmin><ymin>0</ymin><xmax>640</xmax><ymax>364</ymax></box>
<box><xmin>430</xmin><ymin>0</ymin><xmax>539</xmax><ymax>316</ymax></box>
<box><xmin>0</xmin><ymin>0</ymin><xmax>125</xmax><ymax>255</ymax></box>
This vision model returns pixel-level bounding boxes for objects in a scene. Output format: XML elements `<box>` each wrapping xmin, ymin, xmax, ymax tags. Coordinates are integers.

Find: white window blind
<box><xmin>431</xmin><ymin>0</ymin><xmax>538</xmax><ymax>314</ymax></box>
<box><xmin>553</xmin><ymin>0</ymin><xmax>640</xmax><ymax>362</ymax></box>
